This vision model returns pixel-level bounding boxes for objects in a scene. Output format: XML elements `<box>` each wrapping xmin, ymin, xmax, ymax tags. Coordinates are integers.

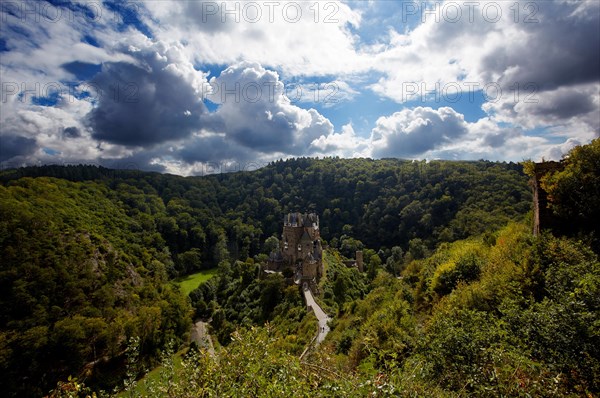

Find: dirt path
<box><xmin>303</xmin><ymin>287</ymin><xmax>330</xmax><ymax>344</ymax></box>
<box><xmin>190</xmin><ymin>320</ymin><xmax>215</xmax><ymax>356</ymax></box>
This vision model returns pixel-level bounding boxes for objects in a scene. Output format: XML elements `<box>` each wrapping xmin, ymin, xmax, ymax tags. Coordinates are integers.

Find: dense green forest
<box><xmin>1</xmin><ymin>157</ymin><xmax>530</xmax><ymax>269</ymax></box>
<box><xmin>1</xmin><ymin>140</ymin><xmax>598</xmax><ymax>396</ymax></box>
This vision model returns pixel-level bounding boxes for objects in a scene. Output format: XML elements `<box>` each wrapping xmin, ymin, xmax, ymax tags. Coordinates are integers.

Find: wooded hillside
<box><xmin>3</xmin><ymin>147</ymin><xmax>597</xmax><ymax>396</ymax></box>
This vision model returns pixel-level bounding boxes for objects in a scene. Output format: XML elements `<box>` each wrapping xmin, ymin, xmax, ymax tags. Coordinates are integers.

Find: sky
<box><xmin>1</xmin><ymin>0</ymin><xmax>599</xmax><ymax>175</ymax></box>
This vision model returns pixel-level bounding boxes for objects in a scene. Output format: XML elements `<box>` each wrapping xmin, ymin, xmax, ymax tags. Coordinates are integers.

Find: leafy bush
<box><xmin>432</xmin><ymin>251</ymin><xmax>483</xmax><ymax>296</ymax></box>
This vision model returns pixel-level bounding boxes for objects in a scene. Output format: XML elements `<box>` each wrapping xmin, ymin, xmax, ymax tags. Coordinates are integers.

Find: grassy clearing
<box><xmin>174</xmin><ymin>268</ymin><xmax>218</xmax><ymax>296</ymax></box>
<box><xmin>117</xmin><ymin>269</ymin><xmax>218</xmax><ymax>396</ymax></box>
<box><xmin>116</xmin><ymin>350</ymin><xmax>185</xmax><ymax>397</ymax></box>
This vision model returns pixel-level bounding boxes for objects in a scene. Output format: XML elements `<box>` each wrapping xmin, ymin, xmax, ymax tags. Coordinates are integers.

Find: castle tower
<box><xmin>356</xmin><ymin>250</ymin><xmax>363</xmax><ymax>272</ymax></box>
<box><xmin>267</xmin><ymin>212</ymin><xmax>323</xmax><ymax>284</ymax></box>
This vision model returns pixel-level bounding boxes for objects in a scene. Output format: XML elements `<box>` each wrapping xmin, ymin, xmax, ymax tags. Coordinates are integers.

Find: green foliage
<box><xmin>324</xmin><ymin>217</ymin><xmax>600</xmax><ymax>396</ymax></box>
<box><xmin>385</xmin><ymin>246</ymin><xmax>404</xmax><ymax>276</ymax></box>
<box><xmin>339</xmin><ymin>236</ymin><xmax>364</xmax><ymax>259</ymax></box>
<box><xmin>541</xmin><ymin>138</ymin><xmax>600</xmax><ymax>241</ymax></box>
<box><xmin>320</xmin><ymin>250</ymin><xmax>367</xmax><ymax>315</ymax></box>
<box><xmin>326</xmin><ymin>273</ymin><xmax>415</xmax><ymax>368</ymax></box>
<box><xmin>408</xmin><ymin>238</ymin><xmax>427</xmax><ymax>260</ymax></box>
<box><xmin>501</xmin><ymin>235</ymin><xmax>600</xmax><ymax>392</ymax></box>
<box><xmin>175</xmin><ymin>248</ymin><xmax>203</xmax><ymax>276</ymax></box>
<box><xmin>54</xmin><ymin>323</ymin><xmax>457</xmax><ymax>397</ymax></box>
<box><xmin>0</xmin><ymin>178</ymin><xmax>191</xmax><ymax>396</ymax></box>
<box><xmin>173</xmin><ymin>268</ymin><xmax>217</xmax><ymax>296</ymax></box>
<box><xmin>366</xmin><ymin>253</ymin><xmax>382</xmax><ymax>280</ymax></box>
<box><xmin>521</xmin><ymin>159</ymin><xmax>536</xmax><ymax>177</ymax></box>
<box><xmin>350</xmin><ymin>295</ymin><xmax>416</xmax><ymax>371</ymax></box>
<box><xmin>431</xmin><ymin>247</ymin><xmax>484</xmax><ymax>296</ymax></box>
<box><xmin>263</xmin><ymin>235</ymin><xmax>280</xmax><ymax>254</ymax></box>
<box><xmin>259</xmin><ymin>274</ymin><xmax>286</xmax><ymax>319</ymax></box>
<box><xmin>419</xmin><ymin>307</ymin><xmax>562</xmax><ymax>396</ymax></box>
<box><xmin>188</xmin><ymin>259</ymin><xmax>315</xmax><ymax>351</ymax></box>
<box><xmin>4</xmin><ymin>153</ymin><xmax>583</xmax><ymax>397</ymax></box>
<box><xmin>1</xmin><ymin>158</ymin><xmax>531</xmax><ymax>260</ymax></box>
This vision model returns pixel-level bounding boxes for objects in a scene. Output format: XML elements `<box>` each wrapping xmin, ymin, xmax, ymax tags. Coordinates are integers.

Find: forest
<box><xmin>0</xmin><ymin>139</ymin><xmax>598</xmax><ymax>397</ymax></box>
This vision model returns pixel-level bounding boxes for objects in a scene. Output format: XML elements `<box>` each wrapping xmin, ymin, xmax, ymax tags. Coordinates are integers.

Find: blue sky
<box><xmin>1</xmin><ymin>0</ymin><xmax>598</xmax><ymax>175</ymax></box>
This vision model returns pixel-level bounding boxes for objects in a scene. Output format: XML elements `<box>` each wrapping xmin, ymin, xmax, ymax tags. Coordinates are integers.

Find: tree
<box><xmin>541</xmin><ymin>138</ymin><xmax>600</xmax><ymax>234</ymax></box>
<box><xmin>432</xmin><ymin>252</ymin><xmax>482</xmax><ymax>296</ymax></box>
<box><xmin>408</xmin><ymin>238</ymin><xmax>427</xmax><ymax>260</ymax></box>
<box><xmin>259</xmin><ymin>274</ymin><xmax>285</xmax><ymax>319</ymax></box>
<box><xmin>263</xmin><ymin>236</ymin><xmax>279</xmax><ymax>254</ymax></box>
<box><xmin>340</xmin><ymin>237</ymin><xmax>364</xmax><ymax>259</ymax></box>
<box><xmin>385</xmin><ymin>246</ymin><xmax>404</xmax><ymax>276</ymax></box>
<box><xmin>176</xmin><ymin>248</ymin><xmax>202</xmax><ymax>275</ymax></box>
<box><xmin>367</xmin><ymin>254</ymin><xmax>382</xmax><ymax>280</ymax></box>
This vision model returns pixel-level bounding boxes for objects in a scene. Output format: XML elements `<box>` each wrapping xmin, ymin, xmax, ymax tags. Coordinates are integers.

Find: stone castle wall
<box><xmin>267</xmin><ymin>212</ymin><xmax>323</xmax><ymax>282</ymax></box>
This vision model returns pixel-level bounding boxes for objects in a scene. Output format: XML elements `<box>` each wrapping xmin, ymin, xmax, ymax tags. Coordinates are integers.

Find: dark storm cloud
<box><xmin>527</xmin><ymin>89</ymin><xmax>597</xmax><ymax>119</ymax></box>
<box><xmin>0</xmin><ymin>135</ymin><xmax>37</xmax><ymax>162</ymax></box>
<box><xmin>483</xmin><ymin>128</ymin><xmax>522</xmax><ymax>149</ymax></box>
<box><xmin>62</xmin><ymin>61</ymin><xmax>102</xmax><ymax>81</ymax></box>
<box><xmin>96</xmin><ymin>153</ymin><xmax>167</xmax><ymax>174</ymax></box>
<box><xmin>86</xmin><ymin>47</ymin><xmax>207</xmax><ymax>147</ymax></box>
<box><xmin>480</xmin><ymin>1</ymin><xmax>600</xmax><ymax>92</ymax></box>
<box><xmin>178</xmin><ymin>133</ymin><xmax>257</xmax><ymax>164</ymax></box>
<box><xmin>223</xmin><ymin>116</ymin><xmax>295</xmax><ymax>153</ymax></box>
<box><xmin>62</xmin><ymin>127</ymin><xmax>81</xmax><ymax>139</ymax></box>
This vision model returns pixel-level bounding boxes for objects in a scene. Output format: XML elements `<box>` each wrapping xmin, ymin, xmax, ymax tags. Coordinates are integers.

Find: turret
<box><xmin>356</xmin><ymin>250</ymin><xmax>363</xmax><ymax>272</ymax></box>
<box><xmin>268</xmin><ymin>212</ymin><xmax>322</xmax><ymax>281</ymax></box>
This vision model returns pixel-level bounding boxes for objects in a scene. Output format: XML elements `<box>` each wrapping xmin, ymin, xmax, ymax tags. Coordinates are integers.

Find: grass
<box><xmin>116</xmin><ymin>269</ymin><xmax>218</xmax><ymax>395</ymax></box>
<box><xmin>117</xmin><ymin>350</ymin><xmax>185</xmax><ymax>397</ymax></box>
<box><xmin>173</xmin><ymin>268</ymin><xmax>218</xmax><ymax>296</ymax></box>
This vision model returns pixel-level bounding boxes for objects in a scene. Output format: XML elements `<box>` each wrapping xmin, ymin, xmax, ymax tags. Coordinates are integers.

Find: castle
<box><xmin>266</xmin><ymin>212</ymin><xmax>324</xmax><ymax>285</ymax></box>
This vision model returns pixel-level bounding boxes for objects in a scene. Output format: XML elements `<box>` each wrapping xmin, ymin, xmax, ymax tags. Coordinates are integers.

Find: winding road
<box><xmin>303</xmin><ymin>287</ymin><xmax>330</xmax><ymax>344</ymax></box>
